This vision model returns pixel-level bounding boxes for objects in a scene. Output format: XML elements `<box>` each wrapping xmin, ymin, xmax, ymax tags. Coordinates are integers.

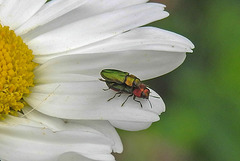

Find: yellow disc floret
<box><xmin>0</xmin><ymin>25</ymin><xmax>38</xmax><ymax>119</ymax></box>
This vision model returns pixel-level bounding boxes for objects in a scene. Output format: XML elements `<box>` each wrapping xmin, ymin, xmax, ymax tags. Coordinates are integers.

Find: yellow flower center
<box><xmin>0</xmin><ymin>25</ymin><xmax>38</xmax><ymax>119</ymax></box>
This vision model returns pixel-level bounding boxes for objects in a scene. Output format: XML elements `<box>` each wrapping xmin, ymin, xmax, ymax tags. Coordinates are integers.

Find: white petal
<box><xmin>27</xmin><ymin>3</ymin><xmax>168</xmax><ymax>54</ymax></box>
<box><xmin>58</xmin><ymin>152</ymin><xmax>115</xmax><ymax>161</ymax></box>
<box><xmin>33</xmin><ymin>26</ymin><xmax>193</xmax><ymax>64</ymax></box>
<box><xmin>110</xmin><ymin>89</ymin><xmax>165</xmax><ymax>131</ymax></box>
<box><xmin>2</xmin><ymin>115</ymin><xmax>45</xmax><ymax>128</ymax></box>
<box><xmin>22</xmin><ymin>106</ymin><xmax>70</xmax><ymax>131</ymax></box>
<box><xmin>79</xmin><ymin>26</ymin><xmax>194</xmax><ymax>53</ymax></box>
<box><xmin>15</xmin><ymin>0</ymin><xmax>88</xmax><ymax>35</ymax></box>
<box><xmin>24</xmin><ymin>81</ymin><xmax>162</xmax><ymax>122</ymax></box>
<box><xmin>42</xmin><ymin>26</ymin><xmax>194</xmax><ymax>58</ymax></box>
<box><xmin>22</xmin><ymin>107</ymin><xmax>123</xmax><ymax>153</ymax></box>
<box><xmin>34</xmin><ymin>73</ymin><xmax>97</xmax><ymax>84</ymax></box>
<box><xmin>0</xmin><ymin>0</ymin><xmax>46</xmax><ymax>29</ymax></box>
<box><xmin>55</xmin><ymin>0</ymin><xmax>150</xmax><ymax>21</ymax></box>
<box><xmin>22</xmin><ymin>0</ymin><xmax>152</xmax><ymax>41</ymax></box>
<box><xmin>33</xmin><ymin>71</ymin><xmax>164</xmax><ymax>130</ymax></box>
<box><xmin>0</xmin><ymin>115</ymin><xmax>115</xmax><ymax>161</ymax></box>
<box><xmin>110</xmin><ymin>120</ymin><xmax>152</xmax><ymax>131</ymax></box>
<box><xmin>34</xmin><ymin>50</ymin><xmax>186</xmax><ymax>81</ymax></box>
<box><xmin>69</xmin><ymin>120</ymin><xmax>123</xmax><ymax>153</ymax></box>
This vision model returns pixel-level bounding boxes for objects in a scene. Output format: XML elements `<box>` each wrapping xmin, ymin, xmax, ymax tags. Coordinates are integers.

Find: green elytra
<box><xmin>100</xmin><ymin>69</ymin><xmax>141</xmax><ymax>88</ymax></box>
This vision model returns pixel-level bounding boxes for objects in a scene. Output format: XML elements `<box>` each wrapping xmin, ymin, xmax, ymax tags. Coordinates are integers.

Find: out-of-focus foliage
<box><xmin>116</xmin><ymin>0</ymin><xmax>240</xmax><ymax>161</ymax></box>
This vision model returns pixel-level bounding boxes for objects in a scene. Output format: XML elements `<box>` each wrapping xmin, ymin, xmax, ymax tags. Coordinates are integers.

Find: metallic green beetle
<box><xmin>100</xmin><ymin>69</ymin><xmax>152</xmax><ymax>107</ymax></box>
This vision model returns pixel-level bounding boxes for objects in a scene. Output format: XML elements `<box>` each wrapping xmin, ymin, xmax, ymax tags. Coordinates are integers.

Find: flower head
<box><xmin>0</xmin><ymin>0</ymin><xmax>194</xmax><ymax>160</ymax></box>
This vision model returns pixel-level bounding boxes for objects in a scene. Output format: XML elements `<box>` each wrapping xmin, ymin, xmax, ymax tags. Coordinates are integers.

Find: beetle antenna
<box><xmin>133</xmin><ymin>96</ymin><xmax>142</xmax><ymax>107</ymax></box>
<box><xmin>150</xmin><ymin>95</ymin><xmax>160</xmax><ymax>98</ymax></box>
<box><xmin>148</xmin><ymin>99</ymin><xmax>153</xmax><ymax>108</ymax></box>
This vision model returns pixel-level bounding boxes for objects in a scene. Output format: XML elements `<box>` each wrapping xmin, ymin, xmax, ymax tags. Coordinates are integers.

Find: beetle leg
<box><xmin>121</xmin><ymin>94</ymin><xmax>133</xmax><ymax>107</ymax></box>
<box><xmin>133</xmin><ymin>95</ymin><xmax>142</xmax><ymax>107</ymax></box>
<box><xmin>117</xmin><ymin>92</ymin><xmax>122</xmax><ymax>97</ymax></box>
<box><xmin>108</xmin><ymin>92</ymin><xmax>122</xmax><ymax>102</ymax></box>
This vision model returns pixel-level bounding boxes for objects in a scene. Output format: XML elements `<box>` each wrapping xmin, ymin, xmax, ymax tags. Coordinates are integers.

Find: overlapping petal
<box><xmin>15</xmin><ymin>0</ymin><xmax>88</xmax><ymax>35</ymax></box>
<box><xmin>58</xmin><ymin>152</ymin><xmax>112</xmax><ymax>161</ymax></box>
<box><xmin>33</xmin><ymin>26</ymin><xmax>193</xmax><ymax>64</ymax></box>
<box><xmin>0</xmin><ymin>0</ymin><xmax>46</xmax><ymax>29</ymax></box>
<box><xmin>0</xmin><ymin>109</ymin><xmax>120</xmax><ymax>161</ymax></box>
<box><xmin>26</xmin><ymin>3</ymin><xmax>168</xmax><ymax>54</ymax></box>
<box><xmin>109</xmin><ymin>121</ymin><xmax>152</xmax><ymax>131</ymax></box>
<box><xmin>34</xmin><ymin>50</ymin><xmax>186</xmax><ymax>81</ymax></box>
<box><xmin>16</xmin><ymin>0</ymin><xmax>150</xmax><ymax>36</ymax></box>
<box><xmin>22</xmin><ymin>107</ymin><xmax>123</xmax><ymax>153</ymax></box>
<box><xmin>24</xmin><ymin>81</ymin><xmax>164</xmax><ymax>122</ymax></box>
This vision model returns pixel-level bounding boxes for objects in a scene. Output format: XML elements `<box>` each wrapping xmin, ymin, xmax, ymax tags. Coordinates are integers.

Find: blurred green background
<box><xmin>116</xmin><ymin>0</ymin><xmax>240</xmax><ymax>161</ymax></box>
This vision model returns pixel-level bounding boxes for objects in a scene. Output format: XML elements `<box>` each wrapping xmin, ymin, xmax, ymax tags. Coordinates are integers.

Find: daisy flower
<box><xmin>0</xmin><ymin>0</ymin><xmax>194</xmax><ymax>161</ymax></box>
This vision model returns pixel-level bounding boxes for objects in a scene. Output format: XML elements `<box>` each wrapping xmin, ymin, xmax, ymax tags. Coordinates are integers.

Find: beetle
<box><xmin>100</xmin><ymin>69</ymin><xmax>152</xmax><ymax>107</ymax></box>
